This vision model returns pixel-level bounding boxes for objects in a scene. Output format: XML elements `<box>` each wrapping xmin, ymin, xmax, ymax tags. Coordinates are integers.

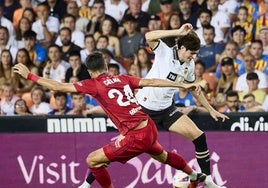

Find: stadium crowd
<box><xmin>0</xmin><ymin>0</ymin><xmax>268</xmax><ymax>116</ymax></box>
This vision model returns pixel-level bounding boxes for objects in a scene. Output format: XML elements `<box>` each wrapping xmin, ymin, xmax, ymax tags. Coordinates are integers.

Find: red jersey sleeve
<box><xmin>73</xmin><ymin>79</ymin><xmax>97</xmax><ymax>96</ymax></box>
<box><xmin>121</xmin><ymin>75</ymin><xmax>141</xmax><ymax>89</ymax></box>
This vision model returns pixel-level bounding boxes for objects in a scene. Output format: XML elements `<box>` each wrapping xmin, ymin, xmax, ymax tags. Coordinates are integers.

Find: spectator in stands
<box><xmin>238</xmin><ymin>72</ymin><xmax>267</xmax><ymax>105</ymax></box>
<box><xmin>236</xmin><ymin>0</ymin><xmax>259</xmax><ymax>22</ymax></box>
<box><xmin>235</xmin><ymin>53</ymin><xmax>268</xmax><ymax>93</ymax></box>
<box><xmin>14</xmin><ymin>98</ymin><xmax>32</xmax><ymax>115</ymax></box>
<box><xmin>218</xmin><ymin>0</ymin><xmax>238</xmax><ymax>22</ymax></box>
<box><xmin>178</xmin><ymin>0</ymin><xmax>198</xmax><ymax>29</ymax></box>
<box><xmin>173</xmin><ymin>87</ymin><xmax>195</xmax><ymax>107</ymax></box>
<box><xmin>214</xmin><ymin>57</ymin><xmax>238</xmax><ymax>110</ymax></box>
<box><xmin>232</xmin><ymin>6</ymin><xmax>254</xmax><ymax>44</ymax></box>
<box><xmin>254</xmin><ymin>0</ymin><xmax>268</xmax><ymax>39</ymax></box>
<box><xmin>80</xmin><ymin>34</ymin><xmax>96</xmax><ymax>63</ymax></box>
<box><xmin>13</xmin><ymin>48</ymin><xmax>39</xmax><ymax>97</ymax></box>
<box><xmin>94</xmin><ymin>18</ymin><xmax>121</xmax><ymax>57</ymax></box>
<box><xmin>222</xmin><ymin>90</ymin><xmax>244</xmax><ymax>112</ymax></box>
<box><xmin>65</xmin><ymin>51</ymin><xmax>91</xmax><ymax>83</ymax></box>
<box><xmin>242</xmin><ymin>93</ymin><xmax>265</xmax><ymax>112</ymax></box>
<box><xmin>0</xmin><ymin>83</ymin><xmax>19</xmax><ymax>115</ymax></box>
<box><xmin>49</xmin><ymin>91</ymin><xmax>71</xmax><ymax>115</ymax></box>
<box><xmin>30</xmin><ymin>86</ymin><xmax>52</xmax><ymax>115</ymax></box>
<box><xmin>22</xmin><ymin>8</ymin><xmax>37</xmax><ymax>26</ymax></box>
<box><xmin>99</xmin><ymin>48</ymin><xmax>127</xmax><ymax>74</ymax></box>
<box><xmin>259</xmin><ymin>26</ymin><xmax>268</xmax><ymax>55</ymax></box>
<box><xmin>245</xmin><ymin>39</ymin><xmax>268</xmax><ymax>74</ymax></box>
<box><xmin>32</xmin><ymin>2</ymin><xmax>60</xmax><ymax>48</ymax></box>
<box><xmin>96</xmin><ymin>35</ymin><xmax>109</xmax><ymax>51</ymax></box>
<box><xmin>119</xmin><ymin>0</ymin><xmax>151</xmax><ymax>36</ymax></box>
<box><xmin>44</xmin><ymin>0</ymin><xmax>67</xmax><ymax>21</ymax></box>
<box><xmin>23</xmin><ymin>30</ymin><xmax>47</xmax><ymax>68</ymax></box>
<box><xmin>156</xmin><ymin>0</ymin><xmax>178</xmax><ymax>30</ymax></box>
<box><xmin>0</xmin><ymin>49</ymin><xmax>14</xmax><ymax>86</ymax></box>
<box><xmin>87</xmin><ymin>0</ymin><xmax>118</xmax><ymax>36</ymax></box>
<box><xmin>119</xmin><ymin>14</ymin><xmax>144</xmax><ymax>59</ymax></box>
<box><xmin>0</xmin><ymin>26</ymin><xmax>18</xmax><ymax>62</ymax></box>
<box><xmin>191</xmin><ymin>0</ymin><xmax>206</xmax><ymax>15</ymax></box>
<box><xmin>108</xmin><ymin>63</ymin><xmax>120</xmax><ymax>76</ymax></box>
<box><xmin>127</xmin><ymin>63</ymin><xmax>140</xmax><ymax>77</ymax></box>
<box><xmin>14</xmin><ymin>17</ymin><xmax>31</xmax><ymax>49</ymax></box>
<box><xmin>13</xmin><ymin>0</ymin><xmax>32</xmax><ymax>29</ymax></box>
<box><xmin>78</xmin><ymin>0</ymin><xmax>93</xmax><ymax>20</ymax></box>
<box><xmin>133</xmin><ymin>47</ymin><xmax>152</xmax><ymax>78</ymax></box>
<box><xmin>0</xmin><ymin>5</ymin><xmax>15</xmax><ymax>38</ymax></box>
<box><xmin>197</xmin><ymin>25</ymin><xmax>225</xmax><ymax>72</ymax></box>
<box><xmin>147</xmin><ymin>0</ymin><xmax>179</xmax><ymax>15</ymax></box>
<box><xmin>104</xmin><ymin>0</ymin><xmax>128</xmax><ymax>23</ymax></box>
<box><xmin>66</xmin><ymin>1</ymin><xmax>89</xmax><ymax>33</ymax></box>
<box><xmin>2</xmin><ymin>0</ymin><xmax>20</xmax><ymax>22</ymax></box>
<box><xmin>215</xmin><ymin>41</ymin><xmax>245</xmax><ymax>79</ymax></box>
<box><xmin>147</xmin><ymin>14</ymin><xmax>162</xmax><ymax>31</ymax></box>
<box><xmin>164</xmin><ymin>13</ymin><xmax>181</xmax><ymax>47</ymax></box>
<box><xmin>195</xmin><ymin>9</ymin><xmax>212</xmax><ymax>46</ymax></box>
<box><xmin>206</xmin><ymin>0</ymin><xmax>231</xmax><ymax>43</ymax></box>
<box><xmin>194</xmin><ymin>60</ymin><xmax>209</xmax><ymax>93</ymax></box>
<box><xmin>57</xmin><ymin>27</ymin><xmax>82</xmax><ymax>62</ymax></box>
<box><xmin>43</xmin><ymin>44</ymin><xmax>70</xmax><ymax>82</ymax></box>
<box><xmin>56</xmin><ymin>14</ymin><xmax>85</xmax><ymax>48</ymax></box>
<box><xmin>67</xmin><ymin>93</ymin><xmax>90</xmax><ymax>115</ymax></box>
<box><xmin>230</xmin><ymin>25</ymin><xmax>248</xmax><ymax>53</ymax></box>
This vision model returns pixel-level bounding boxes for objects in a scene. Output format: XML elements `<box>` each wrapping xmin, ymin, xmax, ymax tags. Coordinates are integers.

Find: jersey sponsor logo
<box><xmin>166</xmin><ymin>72</ymin><xmax>178</xmax><ymax>81</ymax></box>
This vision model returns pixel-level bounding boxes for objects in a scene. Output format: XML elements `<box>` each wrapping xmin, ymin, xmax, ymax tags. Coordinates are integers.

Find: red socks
<box><xmin>90</xmin><ymin>166</ymin><xmax>113</xmax><ymax>188</ymax></box>
<box><xmin>165</xmin><ymin>151</ymin><xmax>193</xmax><ymax>175</ymax></box>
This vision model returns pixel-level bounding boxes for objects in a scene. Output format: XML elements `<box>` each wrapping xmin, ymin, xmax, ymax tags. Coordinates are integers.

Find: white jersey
<box><xmin>136</xmin><ymin>40</ymin><xmax>195</xmax><ymax>111</ymax></box>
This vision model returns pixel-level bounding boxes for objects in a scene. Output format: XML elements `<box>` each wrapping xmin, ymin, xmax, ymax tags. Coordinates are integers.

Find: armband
<box><xmin>27</xmin><ymin>73</ymin><xmax>40</xmax><ymax>82</ymax></box>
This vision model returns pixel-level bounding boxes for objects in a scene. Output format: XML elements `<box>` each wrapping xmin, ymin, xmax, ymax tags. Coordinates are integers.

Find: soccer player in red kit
<box><xmin>14</xmin><ymin>52</ymin><xmax>206</xmax><ymax>188</ymax></box>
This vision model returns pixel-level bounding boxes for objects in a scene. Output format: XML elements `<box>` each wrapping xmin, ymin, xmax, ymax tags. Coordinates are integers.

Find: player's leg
<box><xmin>148</xmin><ymin>139</ymin><xmax>206</xmax><ymax>188</ymax></box>
<box><xmin>168</xmin><ymin>114</ymin><xmax>224</xmax><ymax>188</ymax></box>
<box><xmin>83</xmin><ymin>148</ymin><xmax>113</xmax><ymax>188</ymax></box>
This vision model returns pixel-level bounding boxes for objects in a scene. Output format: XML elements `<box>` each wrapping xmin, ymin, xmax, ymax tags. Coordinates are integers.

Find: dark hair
<box><xmin>85</xmin><ymin>52</ymin><xmax>105</xmax><ymax>71</ymax></box>
<box><xmin>23</xmin><ymin>30</ymin><xmax>37</xmax><ymax>39</ymax></box>
<box><xmin>59</xmin><ymin>27</ymin><xmax>72</xmax><ymax>35</ymax></box>
<box><xmin>226</xmin><ymin>90</ymin><xmax>239</xmax><ymax>98</ymax></box>
<box><xmin>69</xmin><ymin>50</ymin><xmax>81</xmax><ymax>58</ymax></box>
<box><xmin>108</xmin><ymin>63</ymin><xmax>120</xmax><ymax>70</ymax></box>
<box><xmin>63</xmin><ymin>14</ymin><xmax>76</xmax><ymax>22</ymax></box>
<box><xmin>203</xmin><ymin>24</ymin><xmax>215</xmax><ymax>34</ymax></box>
<box><xmin>48</xmin><ymin>44</ymin><xmax>61</xmax><ymax>52</ymax></box>
<box><xmin>14</xmin><ymin>98</ymin><xmax>31</xmax><ymax>114</ymax></box>
<box><xmin>54</xmin><ymin>91</ymin><xmax>67</xmax><ymax>99</ymax></box>
<box><xmin>243</xmin><ymin>93</ymin><xmax>255</xmax><ymax>100</ymax></box>
<box><xmin>37</xmin><ymin>2</ymin><xmax>50</xmax><ymax>10</ymax></box>
<box><xmin>195</xmin><ymin>59</ymin><xmax>206</xmax><ymax>69</ymax></box>
<box><xmin>15</xmin><ymin>48</ymin><xmax>35</xmax><ymax>67</ymax></box>
<box><xmin>198</xmin><ymin>9</ymin><xmax>212</xmax><ymax>18</ymax></box>
<box><xmin>93</xmin><ymin>0</ymin><xmax>105</xmax><ymax>6</ymax></box>
<box><xmin>176</xmin><ymin>30</ymin><xmax>200</xmax><ymax>51</ymax></box>
<box><xmin>231</xmin><ymin>25</ymin><xmax>246</xmax><ymax>36</ymax></box>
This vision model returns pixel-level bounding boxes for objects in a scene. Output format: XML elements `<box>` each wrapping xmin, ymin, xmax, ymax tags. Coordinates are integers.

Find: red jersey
<box><xmin>73</xmin><ymin>73</ymin><xmax>149</xmax><ymax>135</ymax></box>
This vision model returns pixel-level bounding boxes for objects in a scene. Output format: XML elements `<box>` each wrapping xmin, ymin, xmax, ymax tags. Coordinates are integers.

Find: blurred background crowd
<box><xmin>0</xmin><ymin>0</ymin><xmax>267</xmax><ymax>116</ymax></box>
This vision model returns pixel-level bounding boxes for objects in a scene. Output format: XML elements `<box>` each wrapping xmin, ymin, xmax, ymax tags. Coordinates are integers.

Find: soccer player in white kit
<box><xmin>136</xmin><ymin>23</ymin><xmax>228</xmax><ymax>188</ymax></box>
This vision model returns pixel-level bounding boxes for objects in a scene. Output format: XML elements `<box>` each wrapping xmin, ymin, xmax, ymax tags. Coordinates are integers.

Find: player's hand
<box><xmin>13</xmin><ymin>63</ymin><xmax>30</xmax><ymax>79</ymax></box>
<box><xmin>185</xmin><ymin>83</ymin><xmax>202</xmax><ymax>95</ymax></box>
<box><xmin>209</xmin><ymin>110</ymin><xmax>229</xmax><ymax>122</ymax></box>
<box><xmin>178</xmin><ymin>23</ymin><xmax>193</xmax><ymax>35</ymax></box>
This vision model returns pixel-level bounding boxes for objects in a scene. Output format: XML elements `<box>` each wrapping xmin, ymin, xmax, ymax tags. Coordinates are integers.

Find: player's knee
<box><xmin>86</xmin><ymin>152</ymin><xmax>97</xmax><ymax>168</ymax></box>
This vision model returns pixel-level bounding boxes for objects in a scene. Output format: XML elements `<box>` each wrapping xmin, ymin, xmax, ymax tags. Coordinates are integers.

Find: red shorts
<box><xmin>103</xmin><ymin>118</ymin><xmax>164</xmax><ymax>163</ymax></box>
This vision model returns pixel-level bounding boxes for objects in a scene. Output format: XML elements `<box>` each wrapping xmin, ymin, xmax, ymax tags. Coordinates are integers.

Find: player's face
<box><xmin>178</xmin><ymin>46</ymin><xmax>198</xmax><ymax>63</ymax></box>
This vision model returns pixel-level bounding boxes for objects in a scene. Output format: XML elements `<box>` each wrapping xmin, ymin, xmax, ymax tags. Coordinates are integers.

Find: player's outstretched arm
<box><xmin>145</xmin><ymin>23</ymin><xmax>193</xmax><ymax>42</ymax></box>
<box><xmin>13</xmin><ymin>63</ymin><xmax>77</xmax><ymax>93</ymax></box>
<box><xmin>139</xmin><ymin>78</ymin><xmax>201</xmax><ymax>94</ymax></box>
<box><xmin>191</xmin><ymin>89</ymin><xmax>229</xmax><ymax>122</ymax></box>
